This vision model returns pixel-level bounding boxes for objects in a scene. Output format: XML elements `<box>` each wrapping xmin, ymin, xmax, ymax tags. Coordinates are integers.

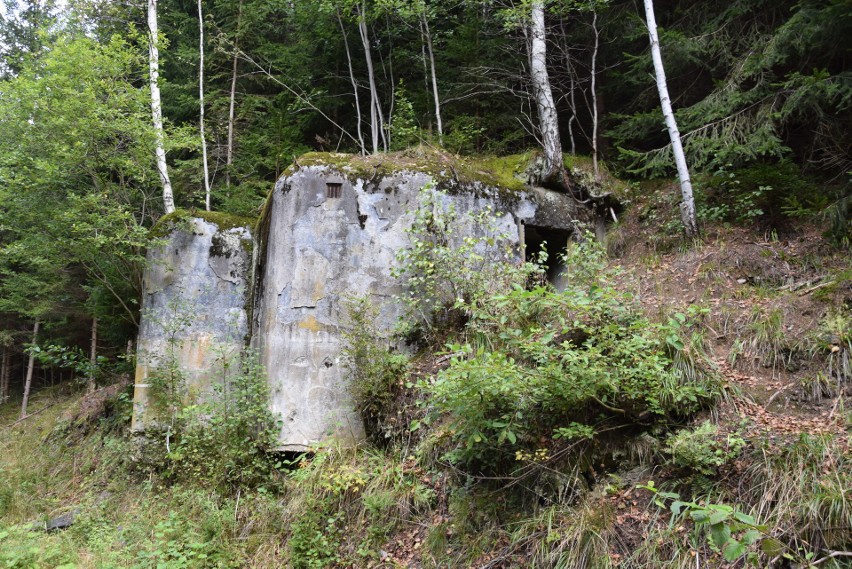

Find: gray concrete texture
<box><xmin>133</xmin><ymin>164</ymin><xmax>579</xmax><ymax>449</ymax></box>
<box><xmin>131</xmin><ymin>217</ymin><xmax>252</xmax><ymax>432</ymax></box>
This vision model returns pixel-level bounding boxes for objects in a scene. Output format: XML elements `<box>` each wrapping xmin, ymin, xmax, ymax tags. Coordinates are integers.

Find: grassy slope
<box><xmin>0</xmin><ymin>176</ymin><xmax>850</xmax><ymax>568</ymax></box>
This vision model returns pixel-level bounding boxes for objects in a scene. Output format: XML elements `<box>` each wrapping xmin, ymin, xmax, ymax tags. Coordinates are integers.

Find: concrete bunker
<box><xmin>131</xmin><ymin>215</ymin><xmax>253</xmax><ymax>432</ymax></box>
<box><xmin>132</xmin><ymin>155</ymin><xmax>585</xmax><ymax>450</ymax></box>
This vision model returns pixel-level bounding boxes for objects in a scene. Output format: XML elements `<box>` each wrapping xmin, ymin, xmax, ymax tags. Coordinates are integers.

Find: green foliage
<box><xmin>641</xmin><ymin>481</ymin><xmax>770</xmax><ymax>565</ymax></box>
<box><xmin>665</xmin><ymin>421</ymin><xmax>746</xmax><ymax>476</ymax></box>
<box><xmin>443</xmin><ymin>115</ymin><xmax>486</xmax><ymax>155</ymax></box>
<box><xmin>166</xmin><ymin>352</ymin><xmax>281</xmax><ymax>491</ymax></box>
<box><xmin>611</xmin><ymin>0</ymin><xmax>852</xmax><ymax>179</ymax></box>
<box><xmin>285</xmin><ymin>447</ymin><xmax>434</xmax><ymax>568</ymax></box>
<box><xmin>392</xmin><ymin>184</ymin><xmax>521</xmax><ymax>344</ymax></box>
<box><xmin>134</xmin><ymin>512</ymin><xmax>219</xmax><ymax>569</ymax></box>
<box><xmin>407</xmin><ymin>222</ymin><xmax>718</xmax><ymax>470</ymax></box>
<box><xmin>0</xmin><ymin>525</ymin><xmax>78</xmax><ymax>569</ymax></box>
<box><xmin>145</xmin><ymin>298</ymin><xmax>280</xmax><ymax>491</ymax></box>
<box><xmin>389</xmin><ymin>82</ymin><xmax>420</xmax><ymax>150</ymax></box>
<box><xmin>695</xmin><ymin>162</ymin><xmax>826</xmax><ymax>226</ymax></box>
<box><xmin>342</xmin><ymin>296</ymin><xmax>409</xmax><ymax>443</ymax></box>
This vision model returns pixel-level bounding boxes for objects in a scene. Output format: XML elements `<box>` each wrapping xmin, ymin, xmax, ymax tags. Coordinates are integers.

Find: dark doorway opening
<box><xmin>523</xmin><ymin>224</ymin><xmax>572</xmax><ymax>283</ymax></box>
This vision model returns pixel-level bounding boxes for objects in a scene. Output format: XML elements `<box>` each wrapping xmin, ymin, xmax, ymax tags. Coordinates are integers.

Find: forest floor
<box><xmin>0</xmin><ymin>178</ymin><xmax>849</xmax><ymax>568</ymax></box>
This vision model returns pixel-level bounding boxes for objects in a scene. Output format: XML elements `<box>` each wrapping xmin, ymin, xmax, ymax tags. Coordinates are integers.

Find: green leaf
<box><xmin>760</xmin><ymin>538</ymin><xmax>784</xmax><ymax>557</ymax></box>
<box><xmin>709</xmin><ymin>523</ymin><xmax>732</xmax><ymax>549</ymax></box>
<box><xmin>741</xmin><ymin>529</ymin><xmax>761</xmax><ymax>546</ymax></box>
<box><xmin>732</xmin><ymin>511</ymin><xmax>756</xmax><ymax>525</ymax></box>
<box><xmin>723</xmin><ymin>539</ymin><xmax>746</xmax><ymax>561</ymax></box>
<box><xmin>708</xmin><ymin>509</ymin><xmax>731</xmax><ymax>525</ymax></box>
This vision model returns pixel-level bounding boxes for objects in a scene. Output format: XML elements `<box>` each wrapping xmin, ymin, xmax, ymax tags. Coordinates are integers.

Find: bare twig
<box><xmin>812</xmin><ymin>550</ymin><xmax>852</xmax><ymax>566</ymax></box>
<box><xmin>4</xmin><ymin>403</ymin><xmax>55</xmax><ymax>428</ymax></box>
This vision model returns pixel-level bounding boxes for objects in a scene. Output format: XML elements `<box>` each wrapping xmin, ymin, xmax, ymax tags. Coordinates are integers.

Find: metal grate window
<box><xmin>326</xmin><ymin>182</ymin><xmax>342</xmax><ymax>199</ymax></box>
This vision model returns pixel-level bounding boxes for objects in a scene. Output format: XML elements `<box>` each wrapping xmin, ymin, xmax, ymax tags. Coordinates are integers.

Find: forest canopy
<box><xmin>0</xmin><ymin>0</ymin><xmax>849</xmax><ymax>385</ymax></box>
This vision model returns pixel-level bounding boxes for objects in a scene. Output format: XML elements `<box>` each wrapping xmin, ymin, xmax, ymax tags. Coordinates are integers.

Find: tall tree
<box><xmin>643</xmin><ymin>0</ymin><xmax>697</xmax><ymax>236</ymax></box>
<box><xmin>420</xmin><ymin>4</ymin><xmax>443</xmax><ymax>142</ymax></box>
<box><xmin>19</xmin><ymin>320</ymin><xmax>39</xmax><ymax>418</ymax></box>
<box><xmin>0</xmin><ymin>0</ymin><xmax>56</xmax><ymax>77</ymax></box>
<box><xmin>148</xmin><ymin>0</ymin><xmax>176</xmax><ymax>214</ymax></box>
<box><xmin>357</xmin><ymin>1</ymin><xmax>386</xmax><ymax>153</ymax></box>
<box><xmin>198</xmin><ymin>0</ymin><xmax>211</xmax><ymax>211</ymax></box>
<box><xmin>529</xmin><ymin>0</ymin><xmax>564</xmax><ymax>185</ymax></box>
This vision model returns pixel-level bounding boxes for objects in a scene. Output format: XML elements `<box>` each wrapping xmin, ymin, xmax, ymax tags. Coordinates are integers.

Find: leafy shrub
<box><xmin>641</xmin><ymin>481</ymin><xmax>771</xmax><ymax>565</ymax></box>
<box><xmin>416</xmin><ymin>238</ymin><xmax>719</xmax><ymax>471</ymax></box>
<box><xmin>665</xmin><ymin>421</ymin><xmax>746</xmax><ymax>476</ymax></box>
<box><xmin>389</xmin><ymin>82</ymin><xmax>419</xmax><ymax>150</ymax></box>
<box><xmin>696</xmin><ymin>161</ymin><xmax>825</xmax><ymax>227</ymax></box>
<box><xmin>342</xmin><ymin>296</ymin><xmax>409</xmax><ymax>443</ymax></box>
<box><xmin>392</xmin><ymin>185</ymin><xmax>521</xmax><ymax>345</ymax></box>
<box><xmin>166</xmin><ymin>352</ymin><xmax>281</xmax><ymax>490</ymax></box>
<box><xmin>0</xmin><ymin>525</ymin><xmax>77</xmax><ymax>569</ymax></box>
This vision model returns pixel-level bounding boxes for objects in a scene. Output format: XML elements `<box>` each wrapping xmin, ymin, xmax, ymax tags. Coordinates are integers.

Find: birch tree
<box><xmin>148</xmin><ymin>0</ymin><xmax>175</xmax><ymax>214</ymax></box>
<box><xmin>225</xmin><ymin>0</ymin><xmax>242</xmax><ymax>190</ymax></box>
<box><xmin>337</xmin><ymin>8</ymin><xmax>366</xmax><ymax>155</ymax></box>
<box><xmin>420</xmin><ymin>7</ymin><xmax>442</xmax><ymax>142</ymax></box>
<box><xmin>198</xmin><ymin>0</ymin><xmax>211</xmax><ymax>211</ymax></box>
<box><xmin>529</xmin><ymin>0</ymin><xmax>564</xmax><ymax>185</ymax></box>
<box><xmin>643</xmin><ymin>0</ymin><xmax>697</xmax><ymax>236</ymax></box>
<box><xmin>357</xmin><ymin>2</ymin><xmax>386</xmax><ymax>154</ymax></box>
<box><xmin>19</xmin><ymin>320</ymin><xmax>38</xmax><ymax>419</ymax></box>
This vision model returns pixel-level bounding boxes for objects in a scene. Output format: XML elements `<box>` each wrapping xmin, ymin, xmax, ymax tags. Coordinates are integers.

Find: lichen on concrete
<box><xmin>131</xmin><ymin>216</ymin><xmax>254</xmax><ymax>432</ymax></box>
<box><xmin>135</xmin><ymin>154</ymin><xmax>618</xmax><ymax>449</ymax></box>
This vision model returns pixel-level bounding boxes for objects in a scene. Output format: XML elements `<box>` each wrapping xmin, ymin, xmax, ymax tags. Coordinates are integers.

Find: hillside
<box><xmin>0</xmin><ymin>172</ymin><xmax>849</xmax><ymax>568</ymax></box>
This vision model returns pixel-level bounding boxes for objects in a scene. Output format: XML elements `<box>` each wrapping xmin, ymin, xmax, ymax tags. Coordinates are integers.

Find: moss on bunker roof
<box><xmin>286</xmin><ymin>147</ymin><xmax>534</xmax><ymax>193</ymax></box>
<box><xmin>150</xmin><ymin>209</ymin><xmax>257</xmax><ymax>238</ymax></box>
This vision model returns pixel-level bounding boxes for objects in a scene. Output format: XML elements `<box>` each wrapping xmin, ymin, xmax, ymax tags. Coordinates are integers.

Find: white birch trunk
<box><xmin>148</xmin><ymin>0</ymin><xmax>175</xmax><ymax>214</ymax></box>
<box><xmin>198</xmin><ymin>0</ymin><xmax>211</xmax><ymax>211</ymax></box>
<box><xmin>530</xmin><ymin>0</ymin><xmax>563</xmax><ymax>183</ymax></box>
<box><xmin>226</xmin><ymin>0</ymin><xmax>242</xmax><ymax>189</ymax></box>
<box><xmin>422</xmin><ymin>12</ymin><xmax>442</xmax><ymax>141</ymax></box>
<box><xmin>643</xmin><ymin>0</ymin><xmax>698</xmax><ymax>236</ymax></box>
<box><xmin>358</xmin><ymin>4</ymin><xmax>383</xmax><ymax>154</ymax></box>
<box><xmin>338</xmin><ymin>10</ymin><xmax>365</xmax><ymax>155</ymax></box>
<box><xmin>20</xmin><ymin>320</ymin><xmax>39</xmax><ymax>419</ymax></box>
<box><xmin>590</xmin><ymin>10</ymin><xmax>600</xmax><ymax>179</ymax></box>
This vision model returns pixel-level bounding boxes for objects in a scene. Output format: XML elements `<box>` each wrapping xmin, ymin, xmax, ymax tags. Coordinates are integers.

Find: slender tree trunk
<box><xmin>358</xmin><ymin>3</ymin><xmax>383</xmax><ymax>154</ymax></box>
<box><xmin>338</xmin><ymin>10</ymin><xmax>365</xmax><ymax>155</ymax></box>
<box><xmin>643</xmin><ymin>0</ymin><xmax>698</xmax><ymax>236</ymax></box>
<box><xmin>20</xmin><ymin>320</ymin><xmax>39</xmax><ymax>419</ymax></box>
<box><xmin>88</xmin><ymin>317</ymin><xmax>97</xmax><ymax>393</ymax></box>
<box><xmin>380</xmin><ymin>14</ymin><xmax>392</xmax><ymax>152</ymax></box>
<box><xmin>529</xmin><ymin>0</ymin><xmax>563</xmax><ymax>184</ymax></box>
<box><xmin>422</xmin><ymin>12</ymin><xmax>442</xmax><ymax>142</ymax></box>
<box><xmin>568</xmin><ymin>60</ymin><xmax>577</xmax><ymax>156</ymax></box>
<box><xmin>198</xmin><ymin>0</ymin><xmax>211</xmax><ymax>211</ymax></box>
<box><xmin>226</xmin><ymin>0</ymin><xmax>243</xmax><ymax>190</ymax></box>
<box><xmin>590</xmin><ymin>9</ymin><xmax>600</xmax><ymax>179</ymax></box>
<box><xmin>1</xmin><ymin>347</ymin><xmax>8</xmax><ymax>403</ymax></box>
<box><xmin>148</xmin><ymin>0</ymin><xmax>175</xmax><ymax>214</ymax></box>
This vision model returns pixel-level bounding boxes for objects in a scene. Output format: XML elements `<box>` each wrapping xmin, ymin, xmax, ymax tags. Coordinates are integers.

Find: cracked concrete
<box><xmin>134</xmin><ymin>164</ymin><xmax>581</xmax><ymax>449</ymax></box>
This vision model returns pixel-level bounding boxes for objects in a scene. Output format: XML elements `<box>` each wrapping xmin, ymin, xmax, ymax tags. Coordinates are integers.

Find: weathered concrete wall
<box><xmin>252</xmin><ymin>165</ymin><xmax>578</xmax><ymax>450</ymax></box>
<box><xmin>131</xmin><ymin>216</ymin><xmax>253</xmax><ymax>431</ymax></box>
<box><xmin>132</xmin><ymin>161</ymin><xmax>581</xmax><ymax>449</ymax></box>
